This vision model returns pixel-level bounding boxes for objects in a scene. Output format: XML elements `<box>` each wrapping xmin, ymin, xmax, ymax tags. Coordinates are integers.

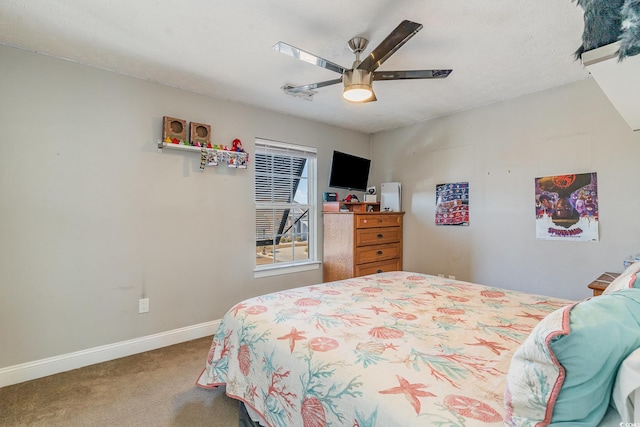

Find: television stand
<box><xmin>323</xmin><ymin>202</ymin><xmax>380</xmax><ymax>213</ymax></box>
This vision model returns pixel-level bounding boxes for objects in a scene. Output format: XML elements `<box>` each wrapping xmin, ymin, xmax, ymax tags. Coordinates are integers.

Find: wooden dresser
<box><xmin>323</xmin><ymin>202</ymin><xmax>404</xmax><ymax>282</ymax></box>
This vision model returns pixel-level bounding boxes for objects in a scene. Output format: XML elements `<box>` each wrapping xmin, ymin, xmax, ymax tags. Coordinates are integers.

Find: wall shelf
<box><xmin>157</xmin><ymin>141</ymin><xmax>204</xmax><ymax>153</ymax></box>
<box><xmin>157</xmin><ymin>140</ymin><xmax>248</xmax><ymax>169</ymax></box>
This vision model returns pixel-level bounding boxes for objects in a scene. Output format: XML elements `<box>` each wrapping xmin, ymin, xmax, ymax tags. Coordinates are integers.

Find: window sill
<box><xmin>253</xmin><ymin>261</ymin><xmax>321</xmax><ymax>278</ymax></box>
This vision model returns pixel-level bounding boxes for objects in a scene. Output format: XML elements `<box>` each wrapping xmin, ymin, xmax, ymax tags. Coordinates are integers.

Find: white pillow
<box><xmin>612</xmin><ymin>347</ymin><xmax>640</xmax><ymax>422</ymax></box>
<box><xmin>602</xmin><ymin>261</ymin><xmax>640</xmax><ymax>295</ymax></box>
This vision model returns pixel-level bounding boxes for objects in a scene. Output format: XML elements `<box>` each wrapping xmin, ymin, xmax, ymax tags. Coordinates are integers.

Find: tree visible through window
<box><xmin>255</xmin><ymin>139</ymin><xmax>316</xmax><ymax>269</ymax></box>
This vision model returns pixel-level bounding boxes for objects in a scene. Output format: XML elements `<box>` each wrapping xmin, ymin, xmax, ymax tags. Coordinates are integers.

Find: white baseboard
<box><xmin>0</xmin><ymin>320</ymin><xmax>220</xmax><ymax>388</ymax></box>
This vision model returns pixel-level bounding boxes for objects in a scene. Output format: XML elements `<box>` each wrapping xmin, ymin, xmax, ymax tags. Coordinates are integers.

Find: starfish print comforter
<box><xmin>196</xmin><ymin>271</ymin><xmax>572</xmax><ymax>427</ymax></box>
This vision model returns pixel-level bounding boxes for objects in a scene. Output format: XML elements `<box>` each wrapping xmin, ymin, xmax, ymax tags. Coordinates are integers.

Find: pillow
<box><xmin>504</xmin><ymin>289</ymin><xmax>640</xmax><ymax>426</ymax></box>
<box><xmin>602</xmin><ymin>261</ymin><xmax>640</xmax><ymax>294</ymax></box>
<box><xmin>611</xmin><ymin>347</ymin><xmax>640</xmax><ymax>422</ymax></box>
<box><xmin>504</xmin><ymin>304</ymin><xmax>568</xmax><ymax>426</ymax></box>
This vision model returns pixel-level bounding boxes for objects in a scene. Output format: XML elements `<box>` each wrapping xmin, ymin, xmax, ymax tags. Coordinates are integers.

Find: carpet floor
<box><xmin>0</xmin><ymin>336</ymin><xmax>239</xmax><ymax>426</ymax></box>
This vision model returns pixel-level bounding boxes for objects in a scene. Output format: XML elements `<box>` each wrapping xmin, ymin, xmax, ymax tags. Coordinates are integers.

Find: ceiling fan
<box><xmin>273</xmin><ymin>20</ymin><xmax>452</xmax><ymax>103</ymax></box>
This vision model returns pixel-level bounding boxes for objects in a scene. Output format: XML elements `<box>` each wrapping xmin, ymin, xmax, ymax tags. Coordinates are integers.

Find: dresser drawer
<box><xmin>356</xmin><ymin>214</ymin><xmax>402</xmax><ymax>229</ymax></box>
<box><xmin>355</xmin><ymin>259</ymin><xmax>402</xmax><ymax>276</ymax></box>
<box><xmin>356</xmin><ymin>243</ymin><xmax>401</xmax><ymax>264</ymax></box>
<box><xmin>356</xmin><ymin>227</ymin><xmax>401</xmax><ymax>246</ymax></box>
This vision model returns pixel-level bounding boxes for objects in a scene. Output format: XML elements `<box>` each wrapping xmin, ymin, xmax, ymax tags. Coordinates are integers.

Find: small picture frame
<box><xmin>190</xmin><ymin>122</ymin><xmax>211</xmax><ymax>148</ymax></box>
<box><xmin>237</xmin><ymin>153</ymin><xmax>248</xmax><ymax>169</ymax></box>
<box><xmin>228</xmin><ymin>153</ymin><xmax>238</xmax><ymax>168</ymax></box>
<box><xmin>200</xmin><ymin>148</ymin><xmax>218</xmax><ymax>170</ymax></box>
<box><xmin>163</xmin><ymin>116</ymin><xmax>187</xmax><ymax>144</ymax></box>
<box><xmin>206</xmin><ymin>150</ymin><xmax>218</xmax><ymax>166</ymax></box>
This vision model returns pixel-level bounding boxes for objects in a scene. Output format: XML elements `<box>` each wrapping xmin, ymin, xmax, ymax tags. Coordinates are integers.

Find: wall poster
<box><xmin>535</xmin><ymin>172</ymin><xmax>598</xmax><ymax>241</ymax></box>
<box><xmin>435</xmin><ymin>182</ymin><xmax>469</xmax><ymax>226</ymax></box>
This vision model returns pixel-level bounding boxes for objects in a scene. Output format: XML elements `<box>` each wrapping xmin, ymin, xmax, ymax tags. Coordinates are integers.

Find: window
<box><xmin>254</xmin><ymin>138</ymin><xmax>317</xmax><ymax>273</ymax></box>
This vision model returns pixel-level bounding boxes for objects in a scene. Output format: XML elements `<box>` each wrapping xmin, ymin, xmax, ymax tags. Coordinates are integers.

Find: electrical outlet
<box><xmin>448</xmin><ymin>275</ymin><xmax>456</xmax><ymax>280</ymax></box>
<box><xmin>138</xmin><ymin>298</ymin><xmax>149</xmax><ymax>314</ymax></box>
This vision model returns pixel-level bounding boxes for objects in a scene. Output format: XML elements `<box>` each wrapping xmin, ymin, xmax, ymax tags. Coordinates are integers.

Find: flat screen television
<box><xmin>328</xmin><ymin>150</ymin><xmax>371</xmax><ymax>192</ymax></box>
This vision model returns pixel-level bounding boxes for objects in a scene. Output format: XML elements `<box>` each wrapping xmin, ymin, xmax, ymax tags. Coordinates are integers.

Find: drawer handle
<box><xmin>376</xmin><ymin>250</ymin><xmax>383</xmax><ymax>255</ymax></box>
<box><xmin>377</xmin><ymin>233</ymin><xmax>383</xmax><ymax>238</ymax></box>
<box><xmin>377</xmin><ymin>269</ymin><xmax>383</xmax><ymax>273</ymax></box>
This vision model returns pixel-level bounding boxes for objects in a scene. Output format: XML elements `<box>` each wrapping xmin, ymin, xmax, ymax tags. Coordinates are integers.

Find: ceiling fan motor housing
<box><xmin>344</xmin><ymin>68</ymin><xmax>372</xmax><ymax>88</ymax></box>
<box><xmin>343</xmin><ymin>68</ymin><xmax>374</xmax><ymax>101</ymax></box>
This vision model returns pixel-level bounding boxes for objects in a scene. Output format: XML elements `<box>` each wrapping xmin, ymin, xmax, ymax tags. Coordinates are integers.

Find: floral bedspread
<box><xmin>196</xmin><ymin>271</ymin><xmax>572</xmax><ymax>427</ymax></box>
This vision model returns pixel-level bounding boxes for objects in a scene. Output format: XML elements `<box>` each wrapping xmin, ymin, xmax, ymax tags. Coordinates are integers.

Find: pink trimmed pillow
<box><xmin>602</xmin><ymin>261</ymin><xmax>640</xmax><ymax>295</ymax></box>
<box><xmin>505</xmin><ymin>290</ymin><xmax>640</xmax><ymax>426</ymax></box>
<box><xmin>504</xmin><ymin>303</ymin><xmax>570</xmax><ymax>426</ymax></box>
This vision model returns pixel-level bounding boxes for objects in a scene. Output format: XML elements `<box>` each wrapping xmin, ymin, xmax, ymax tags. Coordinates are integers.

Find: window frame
<box><xmin>253</xmin><ymin>138</ymin><xmax>319</xmax><ymax>278</ymax></box>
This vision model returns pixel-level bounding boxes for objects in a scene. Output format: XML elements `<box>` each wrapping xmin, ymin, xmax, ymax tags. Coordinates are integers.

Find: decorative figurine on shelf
<box><xmin>207</xmin><ymin>142</ymin><xmax>213</xmax><ymax>149</ymax></box>
<box><xmin>194</xmin><ymin>141</ymin><xmax>202</xmax><ymax>147</ymax></box>
<box><xmin>171</xmin><ymin>137</ymin><xmax>180</xmax><ymax>144</ymax></box>
<box><xmin>232</xmin><ymin>139</ymin><xmax>244</xmax><ymax>152</ymax></box>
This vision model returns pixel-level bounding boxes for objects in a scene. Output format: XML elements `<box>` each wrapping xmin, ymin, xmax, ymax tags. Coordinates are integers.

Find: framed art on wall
<box><xmin>435</xmin><ymin>182</ymin><xmax>469</xmax><ymax>226</ymax></box>
<box><xmin>190</xmin><ymin>122</ymin><xmax>211</xmax><ymax>147</ymax></box>
<box><xmin>162</xmin><ymin>116</ymin><xmax>187</xmax><ymax>144</ymax></box>
<box><xmin>535</xmin><ymin>172</ymin><xmax>598</xmax><ymax>241</ymax></box>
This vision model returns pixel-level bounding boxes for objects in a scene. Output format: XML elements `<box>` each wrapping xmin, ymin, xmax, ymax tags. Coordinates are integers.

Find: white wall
<box><xmin>370</xmin><ymin>78</ymin><xmax>640</xmax><ymax>301</ymax></box>
<box><xmin>0</xmin><ymin>45</ymin><xmax>370</xmax><ymax>368</ymax></box>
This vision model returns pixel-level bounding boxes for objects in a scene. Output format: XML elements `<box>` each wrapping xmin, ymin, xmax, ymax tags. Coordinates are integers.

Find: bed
<box><xmin>196</xmin><ymin>270</ymin><xmax>640</xmax><ymax>426</ymax></box>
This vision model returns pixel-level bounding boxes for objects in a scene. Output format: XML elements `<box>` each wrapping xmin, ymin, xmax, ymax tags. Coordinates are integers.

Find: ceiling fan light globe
<box><xmin>343</xmin><ymin>85</ymin><xmax>373</xmax><ymax>102</ymax></box>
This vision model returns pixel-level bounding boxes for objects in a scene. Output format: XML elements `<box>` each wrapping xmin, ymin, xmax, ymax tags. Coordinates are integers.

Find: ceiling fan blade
<box><xmin>373</xmin><ymin>69</ymin><xmax>452</xmax><ymax>80</ymax></box>
<box><xmin>283</xmin><ymin>78</ymin><xmax>343</xmax><ymax>93</ymax></box>
<box><xmin>273</xmin><ymin>42</ymin><xmax>347</xmax><ymax>75</ymax></box>
<box><xmin>357</xmin><ymin>20</ymin><xmax>423</xmax><ymax>72</ymax></box>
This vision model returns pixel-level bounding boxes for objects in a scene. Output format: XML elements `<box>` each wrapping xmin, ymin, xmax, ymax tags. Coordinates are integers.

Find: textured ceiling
<box><xmin>0</xmin><ymin>0</ymin><xmax>590</xmax><ymax>133</ymax></box>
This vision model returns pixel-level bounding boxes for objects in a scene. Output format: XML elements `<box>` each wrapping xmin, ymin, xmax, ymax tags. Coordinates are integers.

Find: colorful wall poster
<box><xmin>435</xmin><ymin>182</ymin><xmax>469</xmax><ymax>226</ymax></box>
<box><xmin>535</xmin><ymin>172</ymin><xmax>598</xmax><ymax>241</ymax></box>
